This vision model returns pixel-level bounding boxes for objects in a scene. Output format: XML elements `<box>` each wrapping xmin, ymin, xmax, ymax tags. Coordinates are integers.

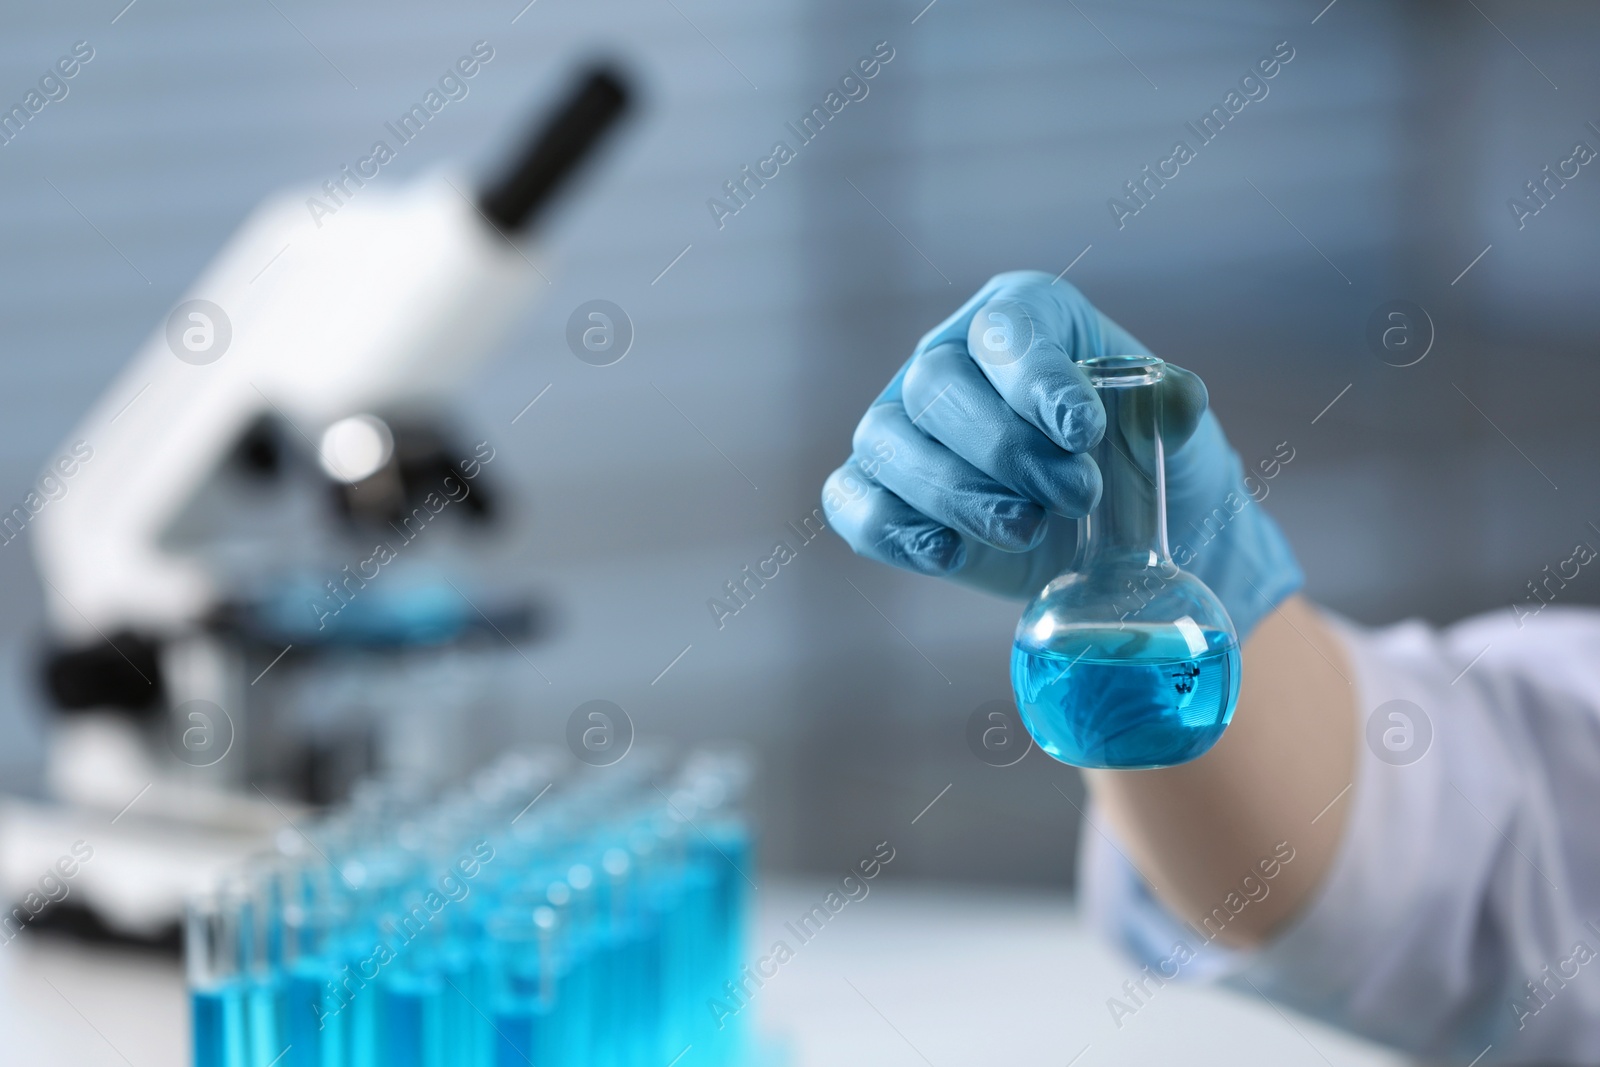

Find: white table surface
<box><xmin>0</xmin><ymin>880</ymin><xmax>1408</xmax><ymax>1066</ymax></box>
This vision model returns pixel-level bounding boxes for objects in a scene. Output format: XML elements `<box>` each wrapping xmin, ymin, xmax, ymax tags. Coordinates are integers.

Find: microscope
<box><xmin>0</xmin><ymin>68</ymin><xmax>631</xmax><ymax>945</ymax></box>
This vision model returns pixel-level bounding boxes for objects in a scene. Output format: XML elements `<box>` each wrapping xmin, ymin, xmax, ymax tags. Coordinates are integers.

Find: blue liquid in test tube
<box><xmin>186</xmin><ymin>751</ymin><xmax>756</xmax><ymax>1067</ymax></box>
<box><xmin>188</xmin><ymin>889</ymin><xmax>250</xmax><ymax>1067</ymax></box>
<box><xmin>193</xmin><ymin>981</ymin><xmax>250</xmax><ymax>1067</ymax></box>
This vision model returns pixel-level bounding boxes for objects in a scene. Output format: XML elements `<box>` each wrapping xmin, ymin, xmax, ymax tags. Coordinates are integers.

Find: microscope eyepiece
<box><xmin>478</xmin><ymin>65</ymin><xmax>632</xmax><ymax>236</ymax></box>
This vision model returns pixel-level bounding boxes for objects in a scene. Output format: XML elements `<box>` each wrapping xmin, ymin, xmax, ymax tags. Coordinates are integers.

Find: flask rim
<box><xmin>1080</xmin><ymin>353</ymin><xmax>1164</xmax><ymax>387</ymax></box>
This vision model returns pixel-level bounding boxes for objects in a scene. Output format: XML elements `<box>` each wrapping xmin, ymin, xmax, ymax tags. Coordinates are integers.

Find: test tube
<box><xmin>188</xmin><ymin>887</ymin><xmax>249</xmax><ymax>1067</ymax></box>
<box><xmin>280</xmin><ymin>864</ymin><xmax>349</xmax><ymax>1067</ymax></box>
<box><xmin>684</xmin><ymin>754</ymin><xmax>755</xmax><ymax>1065</ymax></box>
<box><xmin>657</xmin><ymin>794</ymin><xmax>722</xmax><ymax>1064</ymax></box>
<box><xmin>374</xmin><ymin>885</ymin><xmax>450</xmax><ymax>1067</ymax></box>
<box><xmin>191</xmin><ymin>750</ymin><xmax>758</xmax><ymax>1067</ymax></box>
<box><xmin>237</xmin><ymin>864</ymin><xmax>288</xmax><ymax>1067</ymax></box>
<box><xmin>486</xmin><ymin>903</ymin><xmax>561</xmax><ymax>1067</ymax></box>
<box><xmin>562</xmin><ymin>864</ymin><xmax>601</xmax><ymax>1066</ymax></box>
<box><xmin>432</xmin><ymin>860</ymin><xmax>487</xmax><ymax>1067</ymax></box>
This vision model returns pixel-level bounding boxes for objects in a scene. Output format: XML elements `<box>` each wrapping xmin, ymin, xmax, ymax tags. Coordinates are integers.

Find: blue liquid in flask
<box><xmin>1011</xmin><ymin>624</ymin><xmax>1240</xmax><ymax>769</ymax></box>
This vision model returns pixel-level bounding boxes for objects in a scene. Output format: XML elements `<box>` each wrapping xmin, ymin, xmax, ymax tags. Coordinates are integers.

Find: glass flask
<box><xmin>1010</xmin><ymin>354</ymin><xmax>1241</xmax><ymax>769</ymax></box>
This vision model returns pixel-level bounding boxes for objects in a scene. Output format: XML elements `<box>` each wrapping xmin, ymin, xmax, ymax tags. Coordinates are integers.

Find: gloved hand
<box><xmin>821</xmin><ymin>270</ymin><xmax>1302</xmax><ymax>641</ymax></box>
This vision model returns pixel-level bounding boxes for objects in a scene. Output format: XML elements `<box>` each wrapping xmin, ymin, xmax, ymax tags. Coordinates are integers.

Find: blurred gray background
<box><xmin>1</xmin><ymin>0</ymin><xmax>1598</xmax><ymax>887</ymax></box>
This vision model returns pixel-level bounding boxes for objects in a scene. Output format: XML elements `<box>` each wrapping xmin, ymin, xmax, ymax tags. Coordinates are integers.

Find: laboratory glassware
<box><xmin>1010</xmin><ymin>354</ymin><xmax>1242</xmax><ymax>769</ymax></box>
<box><xmin>186</xmin><ymin>750</ymin><xmax>756</xmax><ymax>1067</ymax></box>
<box><xmin>189</xmin><ymin>887</ymin><xmax>249</xmax><ymax>1067</ymax></box>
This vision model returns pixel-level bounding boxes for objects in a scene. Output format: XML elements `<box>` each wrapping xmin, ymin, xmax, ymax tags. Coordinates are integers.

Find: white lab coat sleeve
<box><xmin>1080</xmin><ymin>606</ymin><xmax>1600</xmax><ymax>1063</ymax></box>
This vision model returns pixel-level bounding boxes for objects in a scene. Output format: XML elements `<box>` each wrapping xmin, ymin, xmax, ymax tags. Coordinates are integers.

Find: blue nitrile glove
<box><xmin>821</xmin><ymin>270</ymin><xmax>1302</xmax><ymax>641</ymax></box>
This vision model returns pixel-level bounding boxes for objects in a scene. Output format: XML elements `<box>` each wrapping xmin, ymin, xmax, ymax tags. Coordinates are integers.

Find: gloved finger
<box><xmin>962</xmin><ymin>275</ymin><xmax>1128</xmax><ymax>453</ymax></box>
<box><xmin>821</xmin><ymin>460</ymin><xmax>966</xmax><ymax>576</ymax></box>
<box><xmin>861</xmin><ymin>269</ymin><xmax>1141</xmax><ymax>429</ymax></box>
<box><xmin>901</xmin><ymin>341</ymin><xmax>1102</xmax><ymax>518</ymax></box>
<box><xmin>944</xmin><ymin>518</ymin><xmax>1083</xmax><ymax>600</ymax></box>
<box><xmin>948</xmin><ymin>274</ymin><xmax>1209</xmax><ymax>459</ymax></box>
<box><xmin>853</xmin><ymin>401</ymin><xmax>1046</xmax><ymax>551</ymax></box>
<box><xmin>858</xmin><ymin>271</ymin><xmax>1086</xmax><ymax>417</ymax></box>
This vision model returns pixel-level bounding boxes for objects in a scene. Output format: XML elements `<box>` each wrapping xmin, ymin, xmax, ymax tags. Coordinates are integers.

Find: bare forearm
<box><xmin>1083</xmin><ymin>594</ymin><xmax>1355</xmax><ymax>946</ymax></box>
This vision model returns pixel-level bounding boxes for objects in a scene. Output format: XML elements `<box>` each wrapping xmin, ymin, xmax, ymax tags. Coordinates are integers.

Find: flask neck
<box><xmin>1077</xmin><ymin>356</ymin><xmax>1169</xmax><ymax>570</ymax></box>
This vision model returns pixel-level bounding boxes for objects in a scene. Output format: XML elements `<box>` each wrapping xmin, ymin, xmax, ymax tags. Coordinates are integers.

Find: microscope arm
<box><xmin>31</xmin><ymin>176</ymin><xmax>540</xmax><ymax>640</ymax></box>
